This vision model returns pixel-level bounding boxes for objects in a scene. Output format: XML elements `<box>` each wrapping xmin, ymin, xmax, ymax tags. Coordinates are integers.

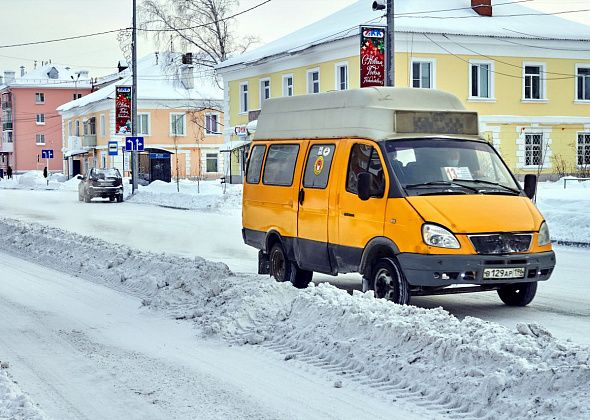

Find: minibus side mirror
<box><xmin>523</xmin><ymin>174</ymin><xmax>537</xmax><ymax>199</ymax></box>
<box><xmin>357</xmin><ymin>172</ymin><xmax>372</xmax><ymax>201</ymax></box>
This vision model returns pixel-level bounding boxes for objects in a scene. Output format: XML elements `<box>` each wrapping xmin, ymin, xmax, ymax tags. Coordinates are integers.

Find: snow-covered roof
<box><xmin>58</xmin><ymin>52</ymin><xmax>223</xmax><ymax>113</ymax></box>
<box><xmin>0</xmin><ymin>64</ymin><xmax>92</xmax><ymax>89</ymax></box>
<box><xmin>217</xmin><ymin>0</ymin><xmax>590</xmax><ymax>70</ymax></box>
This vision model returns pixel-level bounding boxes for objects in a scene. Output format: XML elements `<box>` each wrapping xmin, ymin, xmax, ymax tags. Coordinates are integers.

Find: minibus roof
<box><xmin>253</xmin><ymin>87</ymin><xmax>482</xmax><ymax>142</ymax></box>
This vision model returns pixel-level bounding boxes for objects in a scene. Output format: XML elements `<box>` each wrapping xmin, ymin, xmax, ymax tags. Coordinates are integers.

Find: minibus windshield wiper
<box><xmin>404</xmin><ymin>181</ymin><xmax>479</xmax><ymax>193</ymax></box>
<box><xmin>451</xmin><ymin>179</ymin><xmax>521</xmax><ymax>195</ymax></box>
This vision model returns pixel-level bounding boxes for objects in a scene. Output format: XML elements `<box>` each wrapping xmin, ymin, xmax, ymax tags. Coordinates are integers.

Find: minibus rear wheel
<box><xmin>497</xmin><ymin>282</ymin><xmax>537</xmax><ymax>306</ymax></box>
<box><xmin>372</xmin><ymin>258</ymin><xmax>410</xmax><ymax>305</ymax></box>
<box><xmin>269</xmin><ymin>243</ymin><xmax>312</xmax><ymax>288</ymax></box>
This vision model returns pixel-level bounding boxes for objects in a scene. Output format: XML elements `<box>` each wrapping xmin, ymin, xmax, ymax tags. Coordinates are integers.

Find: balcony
<box><xmin>2</xmin><ymin>121</ymin><xmax>12</xmax><ymax>131</ymax></box>
<box><xmin>0</xmin><ymin>141</ymin><xmax>13</xmax><ymax>153</ymax></box>
<box><xmin>82</xmin><ymin>134</ymin><xmax>97</xmax><ymax>148</ymax></box>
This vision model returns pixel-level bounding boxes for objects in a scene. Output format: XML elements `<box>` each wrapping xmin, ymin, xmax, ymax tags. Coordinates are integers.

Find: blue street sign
<box><xmin>125</xmin><ymin>136</ymin><xmax>145</xmax><ymax>152</ymax></box>
<box><xmin>149</xmin><ymin>153</ymin><xmax>169</xmax><ymax>159</ymax></box>
<box><xmin>108</xmin><ymin>141</ymin><xmax>119</xmax><ymax>156</ymax></box>
<box><xmin>41</xmin><ymin>149</ymin><xmax>54</xmax><ymax>159</ymax></box>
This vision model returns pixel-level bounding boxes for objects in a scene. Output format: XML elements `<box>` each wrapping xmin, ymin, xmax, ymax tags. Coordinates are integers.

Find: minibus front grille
<box><xmin>469</xmin><ymin>234</ymin><xmax>532</xmax><ymax>255</ymax></box>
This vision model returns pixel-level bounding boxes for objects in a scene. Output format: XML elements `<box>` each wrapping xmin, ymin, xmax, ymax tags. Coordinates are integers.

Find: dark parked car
<box><xmin>78</xmin><ymin>168</ymin><xmax>124</xmax><ymax>203</ymax></box>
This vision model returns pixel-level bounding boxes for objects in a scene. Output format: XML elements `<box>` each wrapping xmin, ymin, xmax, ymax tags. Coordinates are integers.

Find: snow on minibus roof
<box><xmin>253</xmin><ymin>87</ymin><xmax>481</xmax><ymax>142</ymax></box>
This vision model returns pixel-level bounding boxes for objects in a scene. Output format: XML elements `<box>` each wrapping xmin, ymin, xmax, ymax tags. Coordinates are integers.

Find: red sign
<box><xmin>360</xmin><ymin>26</ymin><xmax>386</xmax><ymax>88</ymax></box>
<box><xmin>115</xmin><ymin>86</ymin><xmax>132</xmax><ymax>135</ymax></box>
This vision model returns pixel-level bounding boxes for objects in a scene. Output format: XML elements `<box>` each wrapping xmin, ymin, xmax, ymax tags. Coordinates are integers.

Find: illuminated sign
<box><xmin>360</xmin><ymin>25</ymin><xmax>386</xmax><ymax>88</ymax></box>
<box><xmin>395</xmin><ymin>111</ymin><xmax>479</xmax><ymax>136</ymax></box>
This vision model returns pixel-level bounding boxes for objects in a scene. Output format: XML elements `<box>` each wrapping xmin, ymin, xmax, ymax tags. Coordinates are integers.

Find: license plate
<box><xmin>483</xmin><ymin>267</ymin><xmax>525</xmax><ymax>279</ymax></box>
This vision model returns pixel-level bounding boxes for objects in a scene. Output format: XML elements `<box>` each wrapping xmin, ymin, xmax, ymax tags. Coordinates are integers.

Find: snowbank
<box><xmin>0</xmin><ymin>171</ymin><xmax>63</xmax><ymax>190</ymax></box>
<box><xmin>0</xmin><ymin>217</ymin><xmax>588</xmax><ymax>419</ymax></box>
<box><xmin>0</xmin><ymin>367</ymin><xmax>48</xmax><ymax>420</ymax></box>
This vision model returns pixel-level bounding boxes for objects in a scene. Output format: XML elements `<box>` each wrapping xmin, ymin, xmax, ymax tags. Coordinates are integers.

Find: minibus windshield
<box><xmin>383</xmin><ymin>139</ymin><xmax>521</xmax><ymax>196</ymax></box>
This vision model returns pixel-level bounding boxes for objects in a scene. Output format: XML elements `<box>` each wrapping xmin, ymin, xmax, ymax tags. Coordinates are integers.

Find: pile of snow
<box><xmin>536</xmin><ymin>178</ymin><xmax>590</xmax><ymax>244</ymax></box>
<box><xmin>127</xmin><ymin>179</ymin><xmax>242</xmax><ymax>212</ymax></box>
<box><xmin>0</xmin><ymin>217</ymin><xmax>588</xmax><ymax>419</ymax></box>
<box><xmin>0</xmin><ymin>366</ymin><xmax>47</xmax><ymax>420</ymax></box>
<box><xmin>0</xmin><ymin>171</ymin><xmax>63</xmax><ymax>190</ymax></box>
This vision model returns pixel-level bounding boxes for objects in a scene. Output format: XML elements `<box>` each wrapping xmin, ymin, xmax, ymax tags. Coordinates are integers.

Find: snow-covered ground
<box><xmin>0</xmin><ymin>174</ymin><xmax>589</xmax><ymax>419</ymax></box>
<box><xmin>0</xmin><ymin>366</ymin><xmax>47</xmax><ymax>420</ymax></box>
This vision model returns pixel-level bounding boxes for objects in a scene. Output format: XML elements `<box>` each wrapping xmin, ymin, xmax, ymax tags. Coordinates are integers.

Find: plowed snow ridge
<box><xmin>1</xmin><ymin>217</ymin><xmax>589</xmax><ymax>419</ymax></box>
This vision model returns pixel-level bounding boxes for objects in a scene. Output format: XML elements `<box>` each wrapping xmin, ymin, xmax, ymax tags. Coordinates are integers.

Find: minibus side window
<box><xmin>246</xmin><ymin>145</ymin><xmax>266</xmax><ymax>184</ymax></box>
<box><xmin>346</xmin><ymin>144</ymin><xmax>385</xmax><ymax>196</ymax></box>
<box><xmin>303</xmin><ymin>144</ymin><xmax>335</xmax><ymax>189</ymax></box>
<box><xmin>262</xmin><ymin>144</ymin><xmax>300</xmax><ymax>186</ymax></box>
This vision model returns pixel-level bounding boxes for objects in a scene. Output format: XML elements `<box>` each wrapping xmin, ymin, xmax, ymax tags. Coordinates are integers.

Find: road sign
<box><xmin>125</xmin><ymin>136</ymin><xmax>144</xmax><ymax>152</ymax></box>
<box><xmin>108</xmin><ymin>141</ymin><xmax>119</xmax><ymax>156</ymax></box>
<box><xmin>41</xmin><ymin>149</ymin><xmax>54</xmax><ymax>159</ymax></box>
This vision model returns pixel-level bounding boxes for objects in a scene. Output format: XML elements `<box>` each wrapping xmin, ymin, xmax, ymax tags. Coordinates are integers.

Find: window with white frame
<box><xmin>206</xmin><ymin>153</ymin><xmax>219</xmax><ymax>172</ymax></box>
<box><xmin>35</xmin><ymin>134</ymin><xmax>45</xmax><ymax>144</ymax></box>
<box><xmin>524</xmin><ymin>133</ymin><xmax>544</xmax><ymax>166</ymax></box>
<box><xmin>282</xmin><ymin>75</ymin><xmax>293</xmax><ymax>97</ymax></box>
<box><xmin>239</xmin><ymin>82</ymin><xmax>248</xmax><ymax>113</ymax></box>
<box><xmin>470</xmin><ymin>61</ymin><xmax>493</xmax><ymax>99</ymax></box>
<box><xmin>138</xmin><ymin>113</ymin><xmax>150</xmax><ymax>135</ymax></box>
<box><xmin>577</xmin><ymin>66</ymin><xmax>590</xmax><ymax>101</ymax></box>
<box><xmin>36</xmin><ymin>113</ymin><xmax>45</xmax><ymax>124</ymax></box>
<box><xmin>68</xmin><ymin>120</ymin><xmax>72</xmax><ymax>136</ymax></box>
<box><xmin>100</xmin><ymin>114</ymin><xmax>106</xmax><ymax>137</ymax></box>
<box><xmin>412</xmin><ymin>60</ymin><xmax>434</xmax><ymax>89</ymax></box>
<box><xmin>577</xmin><ymin>132</ymin><xmax>590</xmax><ymax>166</ymax></box>
<box><xmin>307</xmin><ymin>69</ymin><xmax>320</xmax><ymax>94</ymax></box>
<box><xmin>205</xmin><ymin>113</ymin><xmax>220</xmax><ymax>134</ymax></box>
<box><xmin>260</xmin><ymin>79</ymin><xmax>271</xmax><ymax>104</ymax></box>
<box><xmin>75</xmin><ymin>120</ymin><xmax>80</xmax><ymax>136</ymax></box>
<box><xmin>170</xmin><ymin>113</ymin><xmax>186</xmax><ymax>136</ymax></box>
<box><xmin>336</xmin><ymin>63</ymin><xmax>348</xmax><ymax>91</ymax></box>
<box><xmin>35</xmin><ymin>92</ymin><xmax>45</xmax><ymax>104</ymax></box>
<box><xmin>523</xmin><ymin>64</ymin><xmax>545</xmax><ymax>100</ymax></box>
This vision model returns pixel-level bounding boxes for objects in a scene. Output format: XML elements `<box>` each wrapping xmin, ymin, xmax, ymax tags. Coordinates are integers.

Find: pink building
<box><xmin>0</xmin><ymin>65</ymin><xmax>92</xmax><ymax>173</ymax></box>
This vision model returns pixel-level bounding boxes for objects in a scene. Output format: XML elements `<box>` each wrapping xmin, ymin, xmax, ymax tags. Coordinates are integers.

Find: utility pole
<box><xmin>131</xmin><ymin>0</ymin><xmax>139</xmax><ymax>193</ymax></box>
<box><xmin>386</xmin><ymin>0</ymin><xmax>394</xmax><ymax>86</ymax></box>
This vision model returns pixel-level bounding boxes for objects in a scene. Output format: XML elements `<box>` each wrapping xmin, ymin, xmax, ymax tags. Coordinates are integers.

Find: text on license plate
<box><xmin>483</xmin><ymin>267</ymin><xmax>525</xmax><ymax>279</ymax></box>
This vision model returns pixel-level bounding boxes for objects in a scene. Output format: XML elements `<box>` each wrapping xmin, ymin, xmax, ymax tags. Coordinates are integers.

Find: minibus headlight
<box><xmin>538</xmin><ymin>222</ymin><xmax>551</xmax><ymax>246</ymax></box>
<box><xmin>422</xmin><ymin>224</ymin><xmax>460</xmax><ymax>249</ymax></box>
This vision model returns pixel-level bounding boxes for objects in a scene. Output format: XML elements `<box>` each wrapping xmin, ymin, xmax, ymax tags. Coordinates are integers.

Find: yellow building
<box><xmin>216</xmin><ymin>0</ymin><xmax>590</xmax><ymax>180</ymax></box>
<box><xmin>58</xmin><ymin>53</ymin><xmax>224</xmax><ymax>181</ymax></box>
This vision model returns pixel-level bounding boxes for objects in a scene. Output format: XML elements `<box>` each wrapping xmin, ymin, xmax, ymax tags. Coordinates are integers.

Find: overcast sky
<box><xmin>0</xmin><ymin>0</ymin><xmax>588</xmax><ymax>77</ymax></box>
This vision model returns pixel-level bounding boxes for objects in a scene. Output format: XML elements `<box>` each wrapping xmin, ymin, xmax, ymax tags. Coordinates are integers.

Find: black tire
<box><xmin>372</xmin><ymin>258</ymin><xmax>411</xmax><ymax>305</ymax></box>
<box><xmin>269</xmin><ymin>242</ymin><xmax>312</xmax><ymax>288</ymax></box>
<box><xmin>497</xmin><ymin>282</ymin><xmax>537</xmax><ymax>306</ymax></box>
<box><xmin>84</xmin><ymin>193</ymin><xmax>91</xmax><ymax>203</ymax></box>
<box><xmin>117</xmin><ymin>195</ymin><xmax>123</xmax><ymax>203</ymax></box>
<box><xmin>109</xmin><ymin>196</ymin><xmax>115</xmax><ymax>202</ymax></box>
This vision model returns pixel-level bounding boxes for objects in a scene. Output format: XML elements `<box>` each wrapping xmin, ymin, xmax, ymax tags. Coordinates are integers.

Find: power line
<box><xmin>401</xmin><ymin>7</ymin><xmax>590</xmax><ymax>19</ymax></box>
<box><xmin>0</xmin><ymin>29</ymin><xmax>126</xmax><ymax>50</ymax></box>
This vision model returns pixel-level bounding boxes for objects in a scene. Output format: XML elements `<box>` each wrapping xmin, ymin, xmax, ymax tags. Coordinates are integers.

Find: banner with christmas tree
<box><xmin>115</xmin><ymin>86</ymin><xmax>132</xmax><ymax>135</ymax></box>
<box><xmin>360</xmin><ymin>26</ymin><xmax>386</xmax><ymax>88</ymax></box>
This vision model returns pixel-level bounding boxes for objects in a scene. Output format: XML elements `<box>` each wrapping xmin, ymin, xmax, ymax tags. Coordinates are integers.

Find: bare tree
<box><xmin>139</xmin><ymin>0</ymin><xmax>258</xmax><ymax>69</ymax></box>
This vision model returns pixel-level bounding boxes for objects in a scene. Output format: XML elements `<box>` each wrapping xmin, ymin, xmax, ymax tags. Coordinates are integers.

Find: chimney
<box><xmin>4</xmin><ymin>71</ymin><xmax>15</xmax><ymax>84</ymax></box>
<box><xmin>20</xmin><ymin>66</ymin><xmax>25</xmax><ymax>77</ymax></box>
<box><xmin>180</xmin><ymin>65</ymin><xmax>194</xmax><ymax>90</ymax></box>
<box><xmin>471</xmin><ymin>0</ymin><xmax>492</xmax><ymax>17</ymax></box>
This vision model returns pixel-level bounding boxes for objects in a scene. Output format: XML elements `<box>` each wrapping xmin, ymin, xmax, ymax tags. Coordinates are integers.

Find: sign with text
<box><xmin>115</xmin><ymin>86</ymin><xmax>132</xmax><ymax>135</ymax></box>
<box><xmin>360</xmin><ymin>26</ymin><xmax>386</xmax><ymax>88</ymax></box>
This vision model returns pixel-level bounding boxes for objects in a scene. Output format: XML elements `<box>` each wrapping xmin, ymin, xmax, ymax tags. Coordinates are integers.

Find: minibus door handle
<box><xmin>298</xmin><ymin>188</ymin><xmax>305</xmax><ymax>205</ymax></box>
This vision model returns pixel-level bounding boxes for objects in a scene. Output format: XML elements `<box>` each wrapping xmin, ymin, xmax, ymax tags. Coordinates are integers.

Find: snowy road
<box><xmin>1</xmin><ymin>188</ymin><xmax>589</xmax><ymax>345</ymax></box>
<box><xmin>0</xmin><ymin>251</ymin><xmax>417</xmax><ymax>420</ymax></box>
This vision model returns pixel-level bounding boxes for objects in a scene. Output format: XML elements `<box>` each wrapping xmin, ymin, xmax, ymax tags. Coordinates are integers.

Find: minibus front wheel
<box><xmin>497</xmin><ymin>282</ymin><xmax>537</xmax><ymax>306</ymax></box>
<box><xmin>269</xmin><ymin>243</ymin><xmax>312</xmax><ymax>289</ymax></box>
<box><xmin>372</xmin><ymin>258</ymin><xmax>411</xmax><ymax>305</ymax></box>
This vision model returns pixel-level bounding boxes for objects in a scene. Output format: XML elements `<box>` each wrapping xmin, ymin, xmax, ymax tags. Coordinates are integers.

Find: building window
<box><xmin>524</xmin><ymin>133</ymin><xmax>544</xmax><ymax>166</ymax></box>
<box><xmin>470</xmin><ymin>61</ymin><xmax>493</xmax><ymax>99</ymax></box>
<box><xmin>35</xmin><ymin>92</ymin><xmax>45</xmax><ymax>104</ymax></box>
<box><xmin>170</xmin><ymin>113</ymin><xmax>186</xmax><ymax>136</ymax></box>
<box><xmin>307</xmin><ymin>69</ymin><xmax>320</xmax><ymax>94</ymax></box>
<box><xmin>36</xmin><ymin>113</ymin><xmax>45</xmax><ymax>124</ymax></box>
<box><xmin>282</xmin><ymin>75</ymin><xmax>293</xmax><ymax>97</ymax></box>
<box><xmin>259</xmin><ymin>78</ymin><xmax>271</xmax><ymax>104</ymax></box>
<box><xmin>75</xmin><ymin>120</ymin><xmax>80</xmax><ymax>136</ymax></box>
<box><xmin>100</xmin><ymin>114</ymin><xmax>106</xmax><ymax>137</ymax></box>
<box><xmin>239</xmin><ymin>82</ymin><xmax>248</xmax><ymax>113</ymax></box>
<box><xmin>577</xmin><ymin>133</ymin><xmax>590</xmax><ymax>167</ymax></box>
<box><xmin>138</xmin><ymin>113</ymin><xmax>150</xmax><ymax>135</ymax></box>
<box><xmin>412</xmin><ymin>60</ymin><xmax>434</xmax><ymax>89</ymax></box>
<box><xmin>576</xmin><ymin>66</ymin><xmax>590</xmax><ymax>101</ymax></box>
<box><xmin>206</xmin><ymin>153</ymin><xmax>219</xmax><ymax>172</ymax></box>
<box><xmin>68</xmin><ymin>121</ymin><xmax>72</xmax><ymax>136</ymax></box>
<box><xmin>336</xmin><ymin>63</ymin><xmax>348</xmax><ymax>91</ymax></box>
<box><xmin>83</xmin><ymin>117</ymin><xmax>96</xmax><ymax>135</ymax></box>
<box><xmin>205</xmin><ymin>113</ymin><xmax>220</xmax><ymax>134</ymax></box>
<box><xmin>35</xmin><ymin>134</ymin><xmax>45</xmax><ymax>145</ymax></box>
<box><xmin>523</xmin><ymin>64</ymin><xmax>545</xmax><ymax>100</ymax></box>
<box><xmin>73</xmin><ymin>93</ymin><xmax>82</xmax><ymax>100</ymax></box>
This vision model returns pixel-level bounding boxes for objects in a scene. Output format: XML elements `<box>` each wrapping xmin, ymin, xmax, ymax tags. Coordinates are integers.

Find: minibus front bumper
<box><xmin>397</xmin><ymin>251</ymin><xmax>555</xmax><ymax>287</ymax></box>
